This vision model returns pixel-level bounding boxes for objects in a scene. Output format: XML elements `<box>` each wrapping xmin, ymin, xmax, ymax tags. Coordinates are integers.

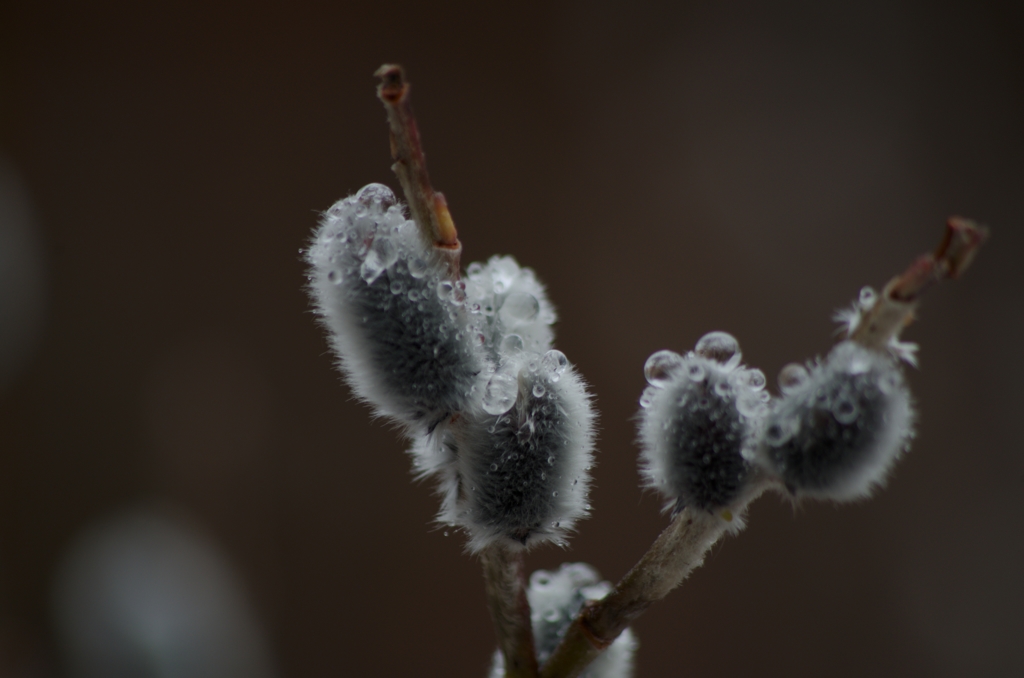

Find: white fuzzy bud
<box><xmin>431</xmin><ymin>350</ymin><xmax>595</xmax><ymax>552</ymax></box>
<box><xmin>638</xmin><ymin>332</ymin><xmax>769</xmax><ymax>517</ymax></box>
<box><xmin>759</xmin><ymin>340</ymin><xmax>915</xmax><ymax>500</ymax></box>
<box><xmin>306</xmin><ymin>184</ymin><xmax>486</xmax><ymax>432</ymax></box>
<box><xmin>488</xmin><ymin>563</ymin><xmax>637</xmax><ymax>678</ymax></box>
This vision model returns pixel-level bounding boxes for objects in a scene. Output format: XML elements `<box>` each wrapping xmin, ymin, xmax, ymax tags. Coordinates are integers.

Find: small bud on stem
<box><xmin>375</xmin><ymin>65</ymin><xmax>461</xmax><ymax>274</ymax></box>
<box><xmin>540</xmin><ymin>508</ymin><xmax>738</xmax><ymax>678</ymax></box>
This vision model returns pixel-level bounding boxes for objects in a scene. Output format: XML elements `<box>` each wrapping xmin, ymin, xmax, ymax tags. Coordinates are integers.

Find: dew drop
<box><xmin>859</xmin><ymin>286</ymin><xmax>877</xmax><ymax>309</ymax></box>
<box><xmin>490</xmin><ymin>259</ymin><xmax>518</xmax><ymax>294</ymax></box>
<box><xmin>499</xmin><ymin>291</ymin><xmax>540</xmax><ymax>324</ymax></box>
<box><xmin>745</xmin><ymin>368</ymin><xmax>767</xmax><ymax>391</ymax></box>
<box><xmin>687</xmin><ymin>362</ymin><xmax>707</xmax><ymax>382</ymax></box>
<box><xmin>547</xmin><ymin>455</ymin><xmax>555</xmax><ymax>465</ymax></box>
<box><xmin>408</xmin><ymin>257</ymin><xmax>429</xmax><ymax>278</ymax></box>
<box><xmin>327</xmin><ymin>269</ymin><xmax>342</xmax><ymax>285</ymax></box>
<box><xmin>639</xmin><ymin>393</ymin><xmax>653</xmax><ymax>409</ymax></box>
<box><xmin>355</xmin><ymin>183</ymin><xmax>397</xmax><ymax>209</ymax></box>
<box><xmin>543</xmin><ymin>609</ymin><xmax>561</xmax><ymax>623</ymax></box>
<box><xmin>833</xmin><ymin>398</ymin><xmax>859</xmax><ymax>424</ymax></box>
<box><xmin>533</xmin><ymin>383</ymin><xmax>546</xmax><ymax>398</ymax></box>
<box><xmin>407</xmin><ymin>289</ymin><xmax>421</xmax><ymax>302</ymax></box>
<box><xmin>451</xmin><ymin>281</ymin><xmax>467</xmax><ymax>304</ymax></box>
<box><xmin>644</xmin><ymin>350</ymin><xmax>684</xmax><ymax>387</ymax></box>
<box><xmin>500</xmin><ymin>334</ymin><xmax>525</xmax><ymax>355</ymax></box>
<box><xmin>466</xmin><ymin>262</ymin><xmax>484</xmax><ymax>279</ymax></box>
<box><xmin>714</xmin><ymin>380</ymin><xmax>734</xmax><ymax>399</ymax></box>
<box><xmin>778</xmin><ymin>363</ymin><xmax>810</xmax><ymax>394</ymax></box>
<box><xmin>541</xmin><ymin>350</ymin><xmax>568</xmax><ymax>380</ymax></box>
<box><xmin>443</xmin><ymin>531</ymin><xmax>449</xmax><ymax>537</ymax></box>
<box><xmin>436</xmin><ymin>281</ymin><xmax>454</xmax><ymax>300</ymax></box>
<box><xmin>695</xmin><ymin>331</ymin><xmax>741</xmax><ymax>368</ymax></box>
<box><xmin>490</xmin><ymin>463</ymin><xmax>498</xmax><ymax>472</ymax></box>
<box><xmin>552</xmin><ymin>491</ymin><xmax>558</xmax><ymax>497</ymax></box>
<box><xmin>482</xmin><ymin>372</ymin><xmax>518</xmax><ymax>415</ymax></box>
<box><xmin>390</xmin><ymin>279</ymin><xmax>405</xmax><ymax>295</ymax></box>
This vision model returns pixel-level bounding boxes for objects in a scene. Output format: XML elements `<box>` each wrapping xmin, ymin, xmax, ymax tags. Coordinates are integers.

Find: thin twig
<box><xmin>375</xmin><ymin>64</ymin><xmax>462</xmax><ymax>275</ymax></box>
<box><xmin>540</xmin><ymin>508</ymin><xmax>732</xmax><ymax>678</ymax></box>
<box><xmin>480</xmin><ymin>543</ymin><xmax>539</xmax><ymax>678</ymax></box>
<box><xmin>851</xmin><ymin>216</ymin><xmax>989</xmax><ymax>351</ymax></box>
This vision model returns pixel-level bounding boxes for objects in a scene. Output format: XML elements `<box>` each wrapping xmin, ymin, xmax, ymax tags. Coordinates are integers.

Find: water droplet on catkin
<box><xmin>482</xmin><ymin>373</ymin><xmax>517</xmax><ymax>415</ymax></box>
<box><xmin>408</xmin><ymin>257</ymin><xmax>429</xmax><ymax>278</ymax></box>
<box><xmin>644</xmin><ymin>350</ymin><xmax>684</xmax><ymax>386</ymax></box>
<box><xmin>695</xmin><ymin>331</ymin><xmax>741</xmax><ymax>368</ymax></box>
<box><xmin>542</xmin><ymin>350</ymin><xmax>568</xmax><ymax>380</ymax></box>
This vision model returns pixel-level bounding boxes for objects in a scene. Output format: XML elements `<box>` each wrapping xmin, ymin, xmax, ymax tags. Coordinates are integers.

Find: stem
<box><xmin>540</xmin><ymin>508</ymin><xmax>730</xmax><ymax>678</ymax></box>
<box><xmin>375</xmin><ymin>64</ymin><xmax>462</xmax><ymax>275</ymax></box>
<box><xmin>851</xmin><ymin>216</ymin><xmax>988</xmax><ymax>351</ymax></box>
<box><xmin>481</xmin><ymin>543</ymin><xmax>539</xmax><ymax>678</ymax></box>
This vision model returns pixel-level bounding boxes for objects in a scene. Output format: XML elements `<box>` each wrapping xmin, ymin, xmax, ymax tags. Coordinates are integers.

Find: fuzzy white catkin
<box><xmin>421</xmin><ymin>349</ymin><xmax>596</xmax><ymax>552</ymax></box>
<box><xmin>306</xmin><ymin>184</ymin><xmax>486</xmax><ymax>433</ymax></box>
<box><xmin>308</xmin><ymin>184</ymin><xmax>595</xmax><ymax>550</ymax></box>
<box><xmin>638</xmin><ymin>332</ymin><xmax>769</xmax><ymax>519</ymax></box>
<box><xmin>488</xmin><ymin>563</ymin><xmax>637</xmax><ymax>678</ymax></box>
<box><xmin>759</xmin><ymin>340</ymin><xmax>915</xmax><ymax>500</ymax></box>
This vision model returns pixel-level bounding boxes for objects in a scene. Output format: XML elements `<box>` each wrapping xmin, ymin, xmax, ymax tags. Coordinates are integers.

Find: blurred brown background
<box><xmin>1</xmin><ymin>0</ymin><xmax>1022</xmax><ymax>676</ymax></box>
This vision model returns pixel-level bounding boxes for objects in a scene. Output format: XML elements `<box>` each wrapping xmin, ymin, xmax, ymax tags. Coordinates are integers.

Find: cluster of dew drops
<box><xmin>313</xmin><ymin>183</ymin><xmax>432</xmax><ymax>287</ymax></box>
<box><xmin>481</xmin><ymin>349</ymin><xmax>570</xmax><ymax>416</ymax></box>
<box><xmin>640</xmin><ymin>331</ymin><xmax>771</xmax><ymax>445</ymax></box>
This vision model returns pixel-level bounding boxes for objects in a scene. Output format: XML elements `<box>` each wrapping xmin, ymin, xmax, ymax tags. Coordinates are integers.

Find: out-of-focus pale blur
<box><xmin>52</xmin><ymin>509</ymin><xmax>275</xmax><ymax>678</ymax></box>
<box><xmin>1</xmin><ymin>1</ymin><xmax>1021</xmax><ymax>677</ymax></box>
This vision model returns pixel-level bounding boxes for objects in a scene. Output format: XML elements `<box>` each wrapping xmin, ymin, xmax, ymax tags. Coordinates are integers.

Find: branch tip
<box><xmin>374</xmin><ymin>63</ymin><xmax>461</xmax><ymax>265</ymax></box>
<box><xmin>853</xmin><ymin>215</ymin><xmax>989</xmax><ymax>350</ymax></box>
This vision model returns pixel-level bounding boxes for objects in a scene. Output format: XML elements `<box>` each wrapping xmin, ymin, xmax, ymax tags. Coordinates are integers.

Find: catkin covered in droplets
<box><xmin>306</xmin><ymin>184</ymin><xmax>485</xmax><ymax>432</ymax></box>
<box><xmin>638</xmin><ymin>332</ymin><xmax>769</xmax><ymax>517</ymax></box>
<box><xmin>463</xmin><ymin>255</ymin><xmax>557</xmax><ymax>360</ymax></box>
<box><xmin>430</xmin><ymin>349</ymin><xmax>595</xmax><ymax>552</ymax></box>
<box><xmin>760</xmin><ymin>340</ymin><xmax>914</xmax><ymax>500</ymax></box>
<box><xmin>488</xmin><ymin>563</ymin><xmax>637</xmax><ymax>678</ymax></box>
